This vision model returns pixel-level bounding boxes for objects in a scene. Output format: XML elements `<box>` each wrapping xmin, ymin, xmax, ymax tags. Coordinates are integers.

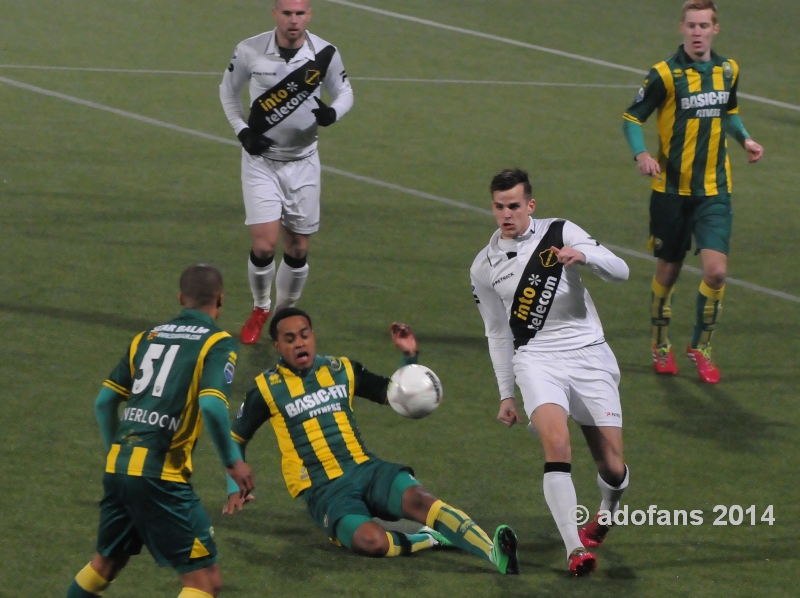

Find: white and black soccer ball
<box><xmin>387</xmin><ymin>364</ymin><xmax>443</xmax><ymax>419</ymax></box>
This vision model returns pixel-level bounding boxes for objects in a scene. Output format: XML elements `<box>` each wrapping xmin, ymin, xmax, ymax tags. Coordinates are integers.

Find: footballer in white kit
<box><xmin>470</xmin><ymin>169</ymin><xmax>631</xmax><ymax>576</ymax></box>
<box><xmin>220</xmin><ymin>0</ymin><xmax>354</xmax><ymax>345</ymax></box>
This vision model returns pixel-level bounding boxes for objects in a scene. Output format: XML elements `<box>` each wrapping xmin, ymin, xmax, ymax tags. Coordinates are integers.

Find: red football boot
<box><xmin>652</xmin><ymin>344</ymin><xmax>679</xmax><ymax>375</ymax></box>
<box><xmin>568</xmin><ymin>548</ymin><xmax>597</xmax><ymax>576</ymax></box>
<box><xmin>686</xmin><ymin>345</ymin><xmax>720</xmax><ymax>384</ymax></box>
<box><xmin>240</xmin><ymin>307</ymin><xmax>270</xmax><ymax>345</ymax></box>
<box><xmin>579</xmin><ymin>515</ymin><xmax>611</xmax><ymax>548</ymax></box>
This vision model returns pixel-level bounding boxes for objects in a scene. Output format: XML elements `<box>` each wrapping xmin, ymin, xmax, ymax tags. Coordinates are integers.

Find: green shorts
<box><xmin>302</xmin><ymin>459</ymin><xmax>418</xmax><ymax>541</ymax></box>
<box><xmin>649</xmin><ymin>191</ymin><xmax>733</xmax><ymax>262</ymax></box>
<box><xmin>96</xmin><ymin>473</ymin><xmax>217</xmax><ymax>574</ymax></box>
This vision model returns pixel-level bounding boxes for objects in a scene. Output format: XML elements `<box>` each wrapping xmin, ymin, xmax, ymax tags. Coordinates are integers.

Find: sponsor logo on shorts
<box><xmin>653</xmin><ymin>238</ymin><xmax>664</xmax><ymax>250</ymax></box>
<box><xmin>606</xmin><ymin>411</ymin><xmax>622</xmax><ymax>418</ymax></box>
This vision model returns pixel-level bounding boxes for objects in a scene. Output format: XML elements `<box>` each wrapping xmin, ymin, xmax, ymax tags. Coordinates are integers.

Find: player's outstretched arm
<box><xmin>199</xmin><ymin>395</ymin><xmax>255</xmax><ymax>496</ymax></box>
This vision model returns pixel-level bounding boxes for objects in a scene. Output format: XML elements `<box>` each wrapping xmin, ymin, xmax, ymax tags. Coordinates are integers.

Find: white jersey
<box><xmin>470</xmin><ymin>217</ymin><xmax>629</xmax><ymax>398</ymax></box>
<box><xmin>220</xmin><ymin>30</ymin><xmax>354</xmax><ymax>161</ymax></box>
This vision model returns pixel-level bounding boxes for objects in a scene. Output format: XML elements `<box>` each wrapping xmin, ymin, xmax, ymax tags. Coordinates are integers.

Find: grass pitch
<box><xmin>1</xmin><ymin>1</ymin><xmax>798</xmax><ymax>596</ymax></box>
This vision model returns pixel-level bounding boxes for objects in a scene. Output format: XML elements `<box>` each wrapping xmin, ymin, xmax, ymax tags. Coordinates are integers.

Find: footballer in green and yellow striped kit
<box><xmin>226</xmin><ymin>308</ymin><xmax>520</xmax><ymax>573</ymax></box>
<box><xmin>66</xmin><ymin>265</ymin><xmax>254</xmax><ymax>598</ymax></box>
<box><xmin>621</xmin><ymin>1</ymin><xmax>763</xmax><ymax>383</ymax></box>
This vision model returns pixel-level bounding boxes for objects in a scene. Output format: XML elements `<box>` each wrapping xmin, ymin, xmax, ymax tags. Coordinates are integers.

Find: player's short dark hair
<box><xmin>681</xmin><ymin>0</ymin><xmax>717</xmax><ymax>23</ymax></box>
<box><xmin>269</xmin><ymin>307</ymin><xmax>313</xmax><ymax>341</ymax></box>
<box><xmin>490</xmin><ymin>168</ymin><xmax>532</xmax><ymax>199</ymax></box>
<box><xmin>179</xmin><ymin>264</ymin><xmax>223</xmax><ymax>308</ymax></box>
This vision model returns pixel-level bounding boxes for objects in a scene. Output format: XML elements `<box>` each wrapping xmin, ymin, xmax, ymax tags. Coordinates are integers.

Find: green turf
<box><xmin>1</xmin><ymin>1</ymin><xmax>798</xmax><ymax>596</ymax></box>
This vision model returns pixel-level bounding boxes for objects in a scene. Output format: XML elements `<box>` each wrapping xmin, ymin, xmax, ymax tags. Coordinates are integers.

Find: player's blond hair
<box><xmin>681</xmin><ymin>0</ymin><xmax>718</xmax><ymax>24</ymax></box>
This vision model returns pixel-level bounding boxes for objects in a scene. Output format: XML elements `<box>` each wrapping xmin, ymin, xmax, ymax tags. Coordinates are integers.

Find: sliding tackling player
<box><xmin>223</xmin><ymin>308</ymin><xmax>520</xmax><ymax>575</ymax></box>
<box><xmin>470</xmin><ymin>169</ymin><xmax>631</xmax><ymax>576</ymax></box>
<box><xmin>220</xmin><ymin>0</ymin><xmax>354</xmax><ymax>345</ymax></box>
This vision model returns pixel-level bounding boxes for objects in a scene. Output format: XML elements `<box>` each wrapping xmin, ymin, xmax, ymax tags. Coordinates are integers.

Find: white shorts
<box><xmin>513</xmin><ymin>342</ymin><xmax>622</xmax><ymax>428</ymax></box>
<box><xmin>241</xmin><ymin>150</ymin><xmax>321</xmax><ymax>234</ymax></box>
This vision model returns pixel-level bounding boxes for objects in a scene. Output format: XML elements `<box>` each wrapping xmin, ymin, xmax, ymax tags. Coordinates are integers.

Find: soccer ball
<box><xmin>387</xmin><ymin>365</ymin><xmax>443</xmax><ymax>419</ymax></box>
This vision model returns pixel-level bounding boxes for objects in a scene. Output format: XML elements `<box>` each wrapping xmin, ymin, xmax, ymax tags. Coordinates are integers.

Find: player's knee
<box><xmin>350</xmin><ymin>524</ymin><xmax>389</xmax><ymax>557</ymax></box>
<box><xmin>401</xmin><ymin>485</ymin><xmax>435</xmax><ymax>521</ymax></box>
<box><xmin>89</xmin><ymin>553</ymin><xmax>128</xmax><ymax>582</ymax></box>
<box><xmin>704</xmin><ymin>269</ymin><xmax>726</xmax><ymax>289</ymax></box>
<box><xmin>540</xmin><ymin>432</ymin><xmax>571</xmax><ymax>461</ymax></box>
<box><xmin>251</xmin><ymin>243</ymin><xmax>276</xmax><ymax>260</ymax></box>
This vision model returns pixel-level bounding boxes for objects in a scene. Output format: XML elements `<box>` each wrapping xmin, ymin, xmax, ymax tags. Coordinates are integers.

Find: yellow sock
<box><xmin>426</xmin><ymin>500</ymin><xmax>494</xmax><ymax>562</ymax></box>
<box><xmin>651</xmin><ymin>277</ymin><xmax>674</xmax><ymax>346</ymax></box>
<box><xmin>178</xmin><ymin>588</ymin><xmax>214</xmax><ymax>598</ymax></box>
<box><xmin>74</xmin><ymin>564</ymin><xmax>111</xmax><ymax>595</ymax></box>
<box><xmin>692</xmin><ymin>282</ymin><xmax>724</xmax><ymax>348</ymax></box>
<box><xmin>384</xmin><ymin>531</ymin><xmax>435</xmax><ymax>557</ymax></box>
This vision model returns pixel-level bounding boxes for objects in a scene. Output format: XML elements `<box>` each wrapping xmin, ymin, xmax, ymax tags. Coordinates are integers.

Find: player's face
<box><xmin>273</xmin><ymin>315</ymin><xmax>317</xmax><ymax>371</ymax></box>
<box><xmin>680</xmin><ymin>9</ymin><xmax>719</xmax><ymax>62</ymax></box>
<box><xmin>273</xmin><ymin>0</ymin><xmax>312</xmax><ymax>47</ymax></box>
<box><xmin>492</xmin><ymin>184</ymin><xmax>536</xmax><ymax>240</ymax></box>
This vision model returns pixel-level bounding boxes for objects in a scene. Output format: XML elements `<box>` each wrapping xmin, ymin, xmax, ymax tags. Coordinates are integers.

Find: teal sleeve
<box><xmin>226</xmin><ymin>441</ymin><xmax>247</xmax><ymax>496</ymax></box>
<box><xmin>94</xmin><ymin>386</ymin><xmax>125</xmax><ymax>451</ymax></box>
<box><xmin>199</xmin><ymin>395</ymin><xmax>239</xmax><ymax>468</ymax></box>
<box><xmin>623</xmin><ymin>119</ymin><xmax>648</xmax><ymax>159</ymax></box>
<box><xmin>400</xmin><ymin>352</ymin><xmax>419</xmax><ymax>367</ymax></box>
<box><xmin>725</xmin><ymin>113</ymin><xmax>750</xmax><ymax>146</ymax></box>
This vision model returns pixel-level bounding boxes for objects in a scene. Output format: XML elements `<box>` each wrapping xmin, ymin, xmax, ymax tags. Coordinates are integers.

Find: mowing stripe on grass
<box><xmin>321</xmin><ymin>0</ymin><xmax>800</xmax><ymax>113</ymax></box>
<box><xmin>0</xmin><ymin>65</ymin><xmax>637</xmax><ymax>88</ymax></box>
<box><xmin>1</xmin><ymin>73</ymin><xmax>797</xmax><ymax>304</ymax></box>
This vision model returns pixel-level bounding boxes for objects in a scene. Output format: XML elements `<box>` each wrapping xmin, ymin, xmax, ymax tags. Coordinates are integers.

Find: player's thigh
<box><xmin>123</xmin><ymin>477</ymin><xmax>218</xmax><ymax>574</ymax></box>
<box><xmin>566</xmin><ymin>343</ymin><xmax>623</xmax><ymax>428</ymax></box>
<box><xmin>241</xmin><ymin>151</ymin><xmax>284</xmax><ymax>226</ymax></box>
<box><xmin>96</xmin><ymin>473</ymin><xmax>144</xmax><ymax>560</ymax></box>
<box><xmin>303</xmin><ymin>473</ymin><xmax>372</xmax><ymax>544</ymax></box>
<box><xmin>277</xmin><ymin>152</ymin><xmax>321</xmax><ymax>235</ymax></box>
<box><xmin>358</xmin><ymin>460</ymin><xmax>418</xmax><ymax>521</ymax></box>
<box><xmin>649</xmin><ymin>191</ymin><xmax>692</xmax><ymax>262</ymax></box>
<box><xmin>513</xmin><ymin>350</ymin><xmax>570</xmax><ymax>421</ymax></box>
<box><xmin>693</xmin><ymin>193</ymin><xmax>732</xmax><ymax>255</ymax></box>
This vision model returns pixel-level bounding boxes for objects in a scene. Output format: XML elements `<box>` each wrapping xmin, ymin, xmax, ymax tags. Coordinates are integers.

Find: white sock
<box><xmin>247</xmin><ymin>258</ymin><xmax>274</xmax><ymax>310</ymax></box>
<box><xmin>275</xmin><ymin>261</ymin><xmax>309</xmax><ymax>312</ymax></box>
<box><xmin>598</xmin><ymin>465</ymin><xmax>629</xmax><ymax>516</ymax></box>
<box><xmin>543</xmin><ymin>471</ymin><xmax>584</xmax><ymax>556</ymax></box>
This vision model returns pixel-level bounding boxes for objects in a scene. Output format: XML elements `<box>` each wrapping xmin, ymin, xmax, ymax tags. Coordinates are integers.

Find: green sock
<box><xmin>692</xmin><ymin>282</ymin><xmax>724</xmax><ymax>349</ymax></box>
<box><xmin>67</xmin><ymin>580</ymin><xmax>101</xmax><ymax>598</ymax></box>
<box><xmin>651</xmin><ymin>277</ymin><xmax>674</xmax><ymax>346</ymax></box>
<box><xmin>425</xmin><ymin>500</ymin><xmax>493</xmax><ymax>562</ymax></box>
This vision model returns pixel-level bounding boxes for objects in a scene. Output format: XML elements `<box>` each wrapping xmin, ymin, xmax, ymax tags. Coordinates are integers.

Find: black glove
<box><xmin>237</xmin><ymin>128</ymin><xmax>274</xmax><ymax>155</ymax></box>
<box><xmin>311</xmin><ymin>97</ymin><xmax>337</xmax><ymax>127</ymax></box>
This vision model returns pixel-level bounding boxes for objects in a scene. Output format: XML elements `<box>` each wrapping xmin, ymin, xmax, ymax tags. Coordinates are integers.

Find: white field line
<box><xmin>1</xmin><ymin>74</ymin><xmax>797</xmax><ymax>304</ymax></box>
<box><xmin>321</xmin><ymin>0</ymin><xmax>800</xmax><ymax>112</ymax></box>
<box><xmin>0</xmin><ymin>65</ymin><xmax>636</xmax><ymax>88</ymax></box>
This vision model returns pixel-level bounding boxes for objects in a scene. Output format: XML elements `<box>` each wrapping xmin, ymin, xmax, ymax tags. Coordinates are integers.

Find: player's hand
<box><xmin>311</xmin><ymin>97</ymin><xmax>337</xmax><ymax>127</ymax></box>
<box><xmin>551</xmin><ymin>246</ymin><xmax>586</xmax><ymax>267</ymax></box>
<box><xmin>635</xmin><ymin>152</ymin><xmax>661</xmax><ymax>177</ymax></box>
<box><xmin>744</xmin><ymin>138</ymin><xmax>764</xmax><ymax>163</ymax></box>
<box><xmin>237</xmin><ymin>128</ymin><xmax>274</xmax><ymax>155</ymax></box>
<box><xmin>390</xmin><ymin>322</ymin><xmax>418</xmax><ymax>357</ymax></box>
<box><xmin>222</xmin><ymin>492</ymin><xmax>256</xmax><ymax>515</ymax></box>
<box><xmin>226</xmin><ymin>459</ymin><xmax>255</xmax><ymax>497</ymax></box>
<box><xmin>497</xmin><ymin>398</ymin><xmax>524</xmax><ymax>427</ymax></box>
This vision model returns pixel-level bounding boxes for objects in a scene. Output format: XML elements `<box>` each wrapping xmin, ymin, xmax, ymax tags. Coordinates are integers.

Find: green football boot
<box><xmin>491</xmin><ymin>525</ymin><xmax>520</xmax><ymax>574</ymax></box>
<box><xmin>418</xmin><ymin>525</ymin><xmax>454</xmax><ymax>549</ymax></box>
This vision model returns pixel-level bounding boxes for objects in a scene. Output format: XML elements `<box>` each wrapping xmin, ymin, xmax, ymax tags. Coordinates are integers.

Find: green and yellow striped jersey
<box><xmin>232</xmin><ymin>354</ymin><xmax>391</xmax><ymax>497</ymax></box>
<box><xmin>624</xmin><ymin>45</ymin><xmax>740</xmax><ymax>196</ymax></box>
<box><xmin>103</xmin><ymin>309</ymin><xmax>237</xmax><ymax>483</ymax></box>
